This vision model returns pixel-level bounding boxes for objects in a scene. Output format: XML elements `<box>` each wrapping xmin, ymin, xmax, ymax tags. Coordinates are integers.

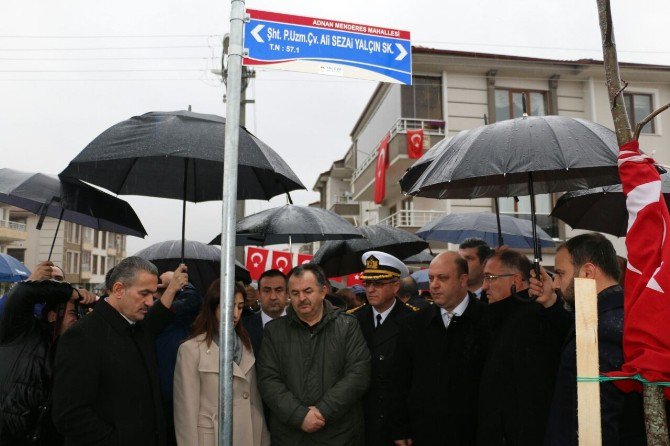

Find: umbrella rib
<box><xmin>544</xmin><ymin>119</ymin><xmax>569</xmax><ymax>173</ymax></box>
<box><xmin>116</xmin><ymin>157</ymin><xmax>141</xmax><ymax>195</ymax></box>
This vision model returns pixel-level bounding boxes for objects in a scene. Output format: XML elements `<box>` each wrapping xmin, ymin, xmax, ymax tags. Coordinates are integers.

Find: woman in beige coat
<box><xmin>174</xmin><ymin>280</ymin><xmax>270</xmax><ymax>446</ymax></box>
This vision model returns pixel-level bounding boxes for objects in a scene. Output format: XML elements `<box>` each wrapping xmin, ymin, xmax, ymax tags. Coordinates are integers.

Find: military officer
<box><xmin>347</xmin><ymin>251</ymin><xmax>417</xmax><ymax>446</ymax></box>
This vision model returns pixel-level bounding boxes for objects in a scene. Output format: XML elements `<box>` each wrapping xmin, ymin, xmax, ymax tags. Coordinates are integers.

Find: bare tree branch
<box><xmin>611</xmin><ymin>80</ymin><xmax>629</xmax><ymax>111</ymax></box>
<box><xmin>634</xmin><ymin>102</ymin><xmax>670</xmax><ymax>140</ymax></box>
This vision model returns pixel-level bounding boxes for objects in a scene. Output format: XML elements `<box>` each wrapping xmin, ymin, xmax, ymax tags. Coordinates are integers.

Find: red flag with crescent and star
<box><xmin>607</xmin><ymin>140</ymin><xmax>670</xmax><ymax>398</ymax></box>
<box><xmin>245</xmin><ymin>247</ymin><xmax>269</xmax><ymax>281</ymax></box>
<box><xmin>406</xmin><ymin>129</ymin><xmax>424</xmax><ymax>159</ymax></box>
<box><xmin>297</xmin><ymin>254</ymin><xmax>313</xmax><ymax>265</ymax></box>
<box><xmin>374</xmin><ymin>133</ymin><xmax>390</xmax><ymax>204</ymax></box>
<box><xmin>271</xmin><ymin>251</ymin><xmax>293</xmax><ymax>274</ymax></box>
<box><xmin>347</xmin><ymin>271</ymin><xmax>363</xmax><ymax>287</ymax></box>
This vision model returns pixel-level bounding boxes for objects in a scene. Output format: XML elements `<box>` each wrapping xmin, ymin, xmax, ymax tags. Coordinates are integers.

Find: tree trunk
<box><xmin>595</xmin><ymin>1</ymin><xmax>669</xmax><ymax>444</ymax></box>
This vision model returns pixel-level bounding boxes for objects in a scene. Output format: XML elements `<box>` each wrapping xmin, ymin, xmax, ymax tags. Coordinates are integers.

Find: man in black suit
<box><xmin>391</xmin><ymin>252</ymin><xmax>486</xmax><ymax>446</ymax></box>
<box><xmin>52</xmin><ymin>257</ymin><xmax>188</xmax><ymax>446</ymax></box>
<box><xmin>243</xmin><ymin>269</ymin><xmax>287</xmax><ymax>355</ymax></box>
<box><xmin>458</xmin><ymin>238</ymin><xmax>492</xmax><ymax>303</ymax></box>
<box><xmin>477</xmin><ymin>250</ymin><xmax>566</xmax><ymax>446</ymax></box>
<box><xmin>348</xmin><ymin>251</ymin><xmax>417</xmax><ymax>446</ymax></box>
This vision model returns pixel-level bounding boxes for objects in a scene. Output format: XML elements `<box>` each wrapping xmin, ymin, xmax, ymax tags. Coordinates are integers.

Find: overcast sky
<box><xmin>1</xmin><ymin>0</ymin><xmax>668</xmax><ymax>254</ymax></box>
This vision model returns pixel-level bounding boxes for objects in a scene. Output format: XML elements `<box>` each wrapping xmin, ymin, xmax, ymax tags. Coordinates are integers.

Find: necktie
<box><xmin>376</xmin><ymin>314</ymin><xmax>382</xmax><ymax>328</ymax></box>
<box><xmin>443</xmin><ymin>311</ymin><xmax>454</xmax><ymax>328</ymax></box>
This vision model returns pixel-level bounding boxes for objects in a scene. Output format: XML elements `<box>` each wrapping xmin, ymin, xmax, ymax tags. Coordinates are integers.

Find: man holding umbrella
<box><xmin>477</xmin><ymin>250</ymin><xmax>566</xmax><ymax>446</ymax></box>
<box><xmin>348</xmin><ymin>251</ymin><xmax>417</xmax><ymax>446</ymax></box>
<box><xmin>52</xmin><ymin>258</ymin><xmax>188</xmax><ymax>446</ymax></box>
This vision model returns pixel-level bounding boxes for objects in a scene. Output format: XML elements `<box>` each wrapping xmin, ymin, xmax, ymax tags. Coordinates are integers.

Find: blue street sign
<box><xmin>243</xmin><ymin>9</ymin><xmax>412</xmax><ymax>85</ymax></box>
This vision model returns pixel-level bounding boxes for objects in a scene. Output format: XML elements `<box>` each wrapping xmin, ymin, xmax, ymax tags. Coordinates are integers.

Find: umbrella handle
<box><xmin>512</xmin><ymin>261</ymin><xmax>541</xmax><ymax>303</ymax></box>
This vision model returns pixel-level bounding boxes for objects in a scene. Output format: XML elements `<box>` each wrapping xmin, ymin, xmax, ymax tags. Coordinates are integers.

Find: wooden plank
<box><xmin>574</xmin><ymin>277</ymin><xmax>602</xmax><ymax>446</ymax></box>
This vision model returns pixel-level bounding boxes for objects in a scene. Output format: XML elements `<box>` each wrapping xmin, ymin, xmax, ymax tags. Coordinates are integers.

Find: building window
<box><xmin>65</xmin><ymin>251</ymin><xmax>80</xmax><ymax>274</ymax></box>
<box><xmin>83</xmin><ymin>228</ymin><xmax>94</xmax><ymax>245</ymax></box>
<box><xmin>92</xmin><ymin>254</ymin><xmax>98</xmax><ymax>275</ymax></box>
<box><xmin>108</xmin><ymin>256</ymin><xmax>116</xmax><ymax>268</ymax></box>
<box><xmin>65</xmin><ymin>222</ymin><xmax>81</xmax><ymax>244</ymax></box>
<box><xmin>100</xmin><ymin>256</ymin><xmax>106</xmax><ymax>275</ymax></box>
<box><xmin>108</xmin><ymin>233</ymin><xmax>115</xmax><ymax>249</ymax></box>
<box><xmin>7</xmin><ymin>248</ymin><xmax>25</xmax><ymax>263</ymax></box>
<box><xmin>495</xmin><ymin>89</ymin><xmax>547</xmax><ymax>121</ymax></box>
<box><xmin>401</xmin><ymin>76</ymin><xmax>443</xmax><ymax>121</ymax></box>
<box><xmin>9</xmin><ymin>216</ymin><xmax>27</xmax><ymax>226</ymax></box>
<box><xmin>93</xmin><ymin>230</ymin><xmax>99</xmax><ymax>248</ymax></box>
<box><xmin>624</xmin><ymin>93</ymin><xmax>654</xmax><ymax>134</ymax></box>
<box><xmin>81</xmin><ymin>251</ymin><xmax>91</xmax><ymax>272</ymax></box>
<box><xmin>101</xmin><ymin>232</ymin><xmax>107</xmax><ymax>249</ymax></box>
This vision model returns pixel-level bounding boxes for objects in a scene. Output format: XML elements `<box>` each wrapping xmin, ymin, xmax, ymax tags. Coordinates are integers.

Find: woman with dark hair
<box><xmin>173</xmin><ymin>280</ymin><xmax>269</xmax><ymax>446</ymax></box>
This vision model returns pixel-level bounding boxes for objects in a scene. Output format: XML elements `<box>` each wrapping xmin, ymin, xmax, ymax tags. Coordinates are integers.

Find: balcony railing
<box><xmin>353</xmin><ymin>118</ymin><xmax>446</xmax><ymax>182</ymax></box>
<box><xmin>376</xmin><ymin>210</ymin><xmax>444</xmax><ymax>228</ymax></box>
<box><xmin>0</xmin><ymin>219</ymin><xmax>27</xmax><ymax>232</ymax></box>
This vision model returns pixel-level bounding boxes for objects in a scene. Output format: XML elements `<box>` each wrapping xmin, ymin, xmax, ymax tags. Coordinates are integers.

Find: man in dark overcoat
<box><xmin>390</xmin><ymin>252</ymin><xmax>486</xmax><ymax>446</ymax></box>
<box><xmin>476</xmin><ymin>250</ymin><xmax>567</xmax><ymax>446</ymax></box>
<box><xmin>530</xmin><ymin>233</ymin><xmax>646</xmax><ymax>446</ymax></box>
<box><xmin>348</xmin><ymin>251</ymin><xmax>417</xmax><ymax>446</ymax></box>
<box><xmin>52</xmin><ymin>257</ymin><xmax>188</xmax><ymax>446</ymax></box>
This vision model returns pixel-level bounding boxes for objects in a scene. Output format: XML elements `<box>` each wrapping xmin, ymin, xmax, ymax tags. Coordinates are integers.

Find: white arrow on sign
<box><xmin>395</xmin><ymin>43</ymin><xmax>408</xmax><ymax>61</ymax></box>
<box><xmin>251</xmin><ymin>24</ymin><xmax>265</xmax><ymax>43</ymax></box>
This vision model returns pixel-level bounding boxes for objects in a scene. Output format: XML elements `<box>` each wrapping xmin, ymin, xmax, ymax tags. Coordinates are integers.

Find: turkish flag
<box><xmin>328</xmin><ymin>276</ymin><xmax>343</xmax><ymax>283</ymax></box>
<box><xmin>607</xmin><ymin>140</ymin><xmax>670</xmax><ymax>398</ymax></box>
<box><xmin>407</xmin><ymin>129</ymin><xmax>424</xmax><ymax>159</ymax></box>
<box><xmin>271</xmin><ymin>251</ymin><xmax>294</xmax><ymax>274</ymax></box>
<box><xmin>374</xmin><ymin>133</ymin><xmax>390</xmax><ymax>204</ymax></box>
<box><xmin>347</xmin><ymin>271</ymin><xmax>363</xmax><ymax>287</ymax></box>
<box><xmin>245</xmin><ymin>247</ymin><xmax>269</xmax><ymax>281</ymax></box>
<box><xmin>297</xmin><ymin>254</ymin><xmax>313</xmax><ymax>265</ymax></box>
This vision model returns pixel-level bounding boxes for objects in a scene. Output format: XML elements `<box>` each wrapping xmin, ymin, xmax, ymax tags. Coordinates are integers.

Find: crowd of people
<box><xmin>0</xmin><ymin>234</ymin><xmax>648</xmax><ymax>445</ymax></box>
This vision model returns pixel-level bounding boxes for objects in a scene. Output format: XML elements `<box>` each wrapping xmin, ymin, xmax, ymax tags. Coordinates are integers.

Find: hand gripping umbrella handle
<box><xmin>512</xmin><ymin>261</ymin><xmax>540</xmax><ymax>303</ymax></box>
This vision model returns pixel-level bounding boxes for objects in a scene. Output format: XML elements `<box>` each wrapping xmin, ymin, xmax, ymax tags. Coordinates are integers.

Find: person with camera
<box><xmin>0</xmin><ymin>260</ymin><xmax>96</xmax><ymax>445</ymax></box>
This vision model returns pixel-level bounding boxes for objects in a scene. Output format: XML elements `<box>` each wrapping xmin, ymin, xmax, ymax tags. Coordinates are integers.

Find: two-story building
<box><xmin>314</xmin><ymin>47</ymin><xmax>670</xmax><ymax>263</ymax></box>
<box><xmin>5</xmin><ymin>205</ymin><xmax>127</xmax><ymax>290</ymax></box>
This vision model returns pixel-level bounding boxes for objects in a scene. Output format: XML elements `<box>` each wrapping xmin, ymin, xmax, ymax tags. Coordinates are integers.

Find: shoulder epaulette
<box><xmin>404</xmin><ymin>302</ymin><xmax>420</xmax><ymax>312</ymax></box>
<box><xmin>346</xmin><ymin>303</ymin><xmax>367</xmax><ymax>314</ymax></box>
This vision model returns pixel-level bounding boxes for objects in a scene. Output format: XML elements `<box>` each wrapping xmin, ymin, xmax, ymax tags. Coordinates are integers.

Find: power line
<box><xmin>0</xmin><ymin>68</ymin><xmax>209</xmax><ymax>73</ymax></box>
<box><xmin>0</xmin><ymin>45</ymin><xmax>222</xmax><ymax>51</ymax></box>
<box><xmin>0</xmin><ymin>56</ymin><xmax>219</xmax><ymax>61</ymax></box>
<box><xmin>0</xmin><ymin>34</ymin><xmax>224</xmax><ymax>39</ymax></box>
<box><xmin>414</xmin><ymin>40</ymin><xmax>670</xmax><ymax>55</ymax></box>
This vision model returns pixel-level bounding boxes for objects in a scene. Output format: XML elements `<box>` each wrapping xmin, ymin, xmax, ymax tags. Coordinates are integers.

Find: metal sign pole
<box><xmin>219</xmin><ymin>0</ymin><xmax>245</xmax><ymax>444</ymax></box>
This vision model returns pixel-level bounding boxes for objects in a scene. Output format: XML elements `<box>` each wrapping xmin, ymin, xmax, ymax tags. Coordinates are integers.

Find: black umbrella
<box><xmin>551</xmin><ymin>174</ymin><xmax>670</xmax><ymax>237</ymax></box>
<box><xmin>398</xmin><ymin>138</ymin><xmax>450</xmax><ymax>193</ymax></box>
<box><xmin>404</xmin><ymin>116</ymin><xmax>619</xmax><ymax>199</ymax></box>
<box><xmin>0</xmin><ymin>168</ymin><xmax>147</xmax><ymax>259</ymax></box>
<box><xmin>403</xmin><ymin>250</ymin><xmax>435</xmax><ymax>265</ymax></box>
<box><xmin>59</xmin><ymin>110</ymin><xmax>306</xmax><ymax>259</ymax></box>
<box><xmin>313</xmin><ymin>224</ymin><xmax>428</xmax><ymax>277</ymax></box>
<box><xmin>208</xmin><ymin>204</ymin><xmax>363</xmax><ymax>246</ymax></box>
<box><xmin>402</xmin><ymin>115</ymin><xmax>620</xmax><ymax>280</ymax></box>
<box><xmin>134</xmin><ymin>240</ymin><xmax>251</xmax><ymax>293</ymax></box>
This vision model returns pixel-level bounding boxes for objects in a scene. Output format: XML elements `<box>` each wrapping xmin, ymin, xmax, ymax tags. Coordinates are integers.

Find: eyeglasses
<box><xmin>483</xmin><ymin>273</ymin><xmax>517</xmax><ymax>283</ymax></box>
<box><xmin>362</xmin><ymin>279</ymin><xmax>397</xmax><ymax>288</ymax></box>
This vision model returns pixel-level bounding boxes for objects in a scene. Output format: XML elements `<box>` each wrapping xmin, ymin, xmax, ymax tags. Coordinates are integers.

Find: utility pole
<box><xmin>215</xmin><ymin>34</ymin><xmax>255</xmax><ymax>263</ymax></box>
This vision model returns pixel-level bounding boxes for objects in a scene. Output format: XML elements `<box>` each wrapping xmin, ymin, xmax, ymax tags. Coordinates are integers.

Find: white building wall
<box><xmin>355</xmin><ymin>85</ymin><xmax>402</xmax><ymax>168</ymax></box>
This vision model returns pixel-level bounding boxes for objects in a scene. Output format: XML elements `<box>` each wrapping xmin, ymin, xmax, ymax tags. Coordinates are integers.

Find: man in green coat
<box><xmin>257</xmin><ymin>263</ymin><xmax>371</xmax><ymax>446</ymax></box>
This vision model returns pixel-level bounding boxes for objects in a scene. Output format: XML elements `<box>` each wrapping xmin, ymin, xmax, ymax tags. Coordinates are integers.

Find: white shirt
<box><xmin>261</xmin><ymin>308</ymin><xmax>286</xmax><ymax>327</ymax></box>
<box><xmin>473</xmin><ymin>287</ymin><xmax>484</xmax><ymax>299</ymax></box>
<box><xmin>372</xmin><ymin>299</ymin><xmax>397</xmax><ymax>327</ymax></box>
<box><xmin>104</xmin><ymin>297</ymin><xmax>135</xmax><ymax>325</ymax></box>
<box><xmin>440</xmin><ymin>294</ymin><xmax>470</xmax><ymax>328</ymax></box>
